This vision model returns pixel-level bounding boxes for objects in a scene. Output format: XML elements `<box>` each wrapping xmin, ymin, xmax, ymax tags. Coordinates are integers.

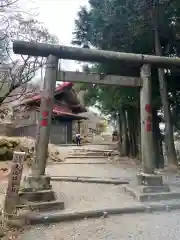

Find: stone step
<box><xmin>124</xmin><ymin>185</ymin><xmax>180</xmax><ymax>202</ymax></box>
<box><xmin>68</xmin><ymin>152</ymin><xmax>111</xmax><ymax>156</ymax></box>
<box><xmin>138</xmin><ymin>191</ymin><xmax>180</xmax><ymax>202</ymax></box>
<box><xmin>66</xmin><ymin>155</ymin><xmax>109</xmax><ymax>159</ymax></box>
<box><xmin>67</xmin><ymin>152</ymin><xmax>116</xmax><ymax>156</ymax></box>
<box><xmin>76</xmin><ymin>153</ymin><xmax>115</xmax><ymax>157</ymax></box>
<box><xmin>72</xmin><ymin>149</ymin><xmax>114</xmax><ymax>153</ymax></box>
<box><xmin>16</xmin><ymin>200</ymin><xmax>64</xmax><ymax>212</ymax></box>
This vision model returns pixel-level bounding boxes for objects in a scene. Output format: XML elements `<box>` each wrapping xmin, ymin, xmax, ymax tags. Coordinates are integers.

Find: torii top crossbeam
<box><xmin>13</xmin><ymin>40</ymin><xmax>180</xmax><ymax>68</ymax></box>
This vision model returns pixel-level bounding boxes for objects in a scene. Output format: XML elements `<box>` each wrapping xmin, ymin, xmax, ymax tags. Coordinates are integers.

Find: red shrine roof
<box><xmin>52</xmin><ymin>104</ymin><xmax>85</xmax><ymax>118</ymax></box>
<box><xmin>23</xmin><ymin>82</ymin><xmax>73</xmax><ymax>104</ymax></box>
<box><xmin>16</xmin><ymin>82</ymin><xmax>87</xmax><ymax>119</ymax></box>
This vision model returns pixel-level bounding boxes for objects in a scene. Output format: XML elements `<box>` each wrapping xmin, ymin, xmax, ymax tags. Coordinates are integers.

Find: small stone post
<box><xmin>3</xmin><ymin>152</ymin><xmax>25</xmax><ymax>221</ymax></box>
<box><xmin>23</xmin><ymin>55</ymin><xmax>58</xmax><ymax>191</ymax></box>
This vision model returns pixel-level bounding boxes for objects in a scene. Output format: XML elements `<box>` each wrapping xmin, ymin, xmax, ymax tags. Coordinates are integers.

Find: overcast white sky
<box><xmin>21</xmin><ymin>0</ymin><xmax>101</xmax><ymax>115</ymax></box>
<box><xmin>27</xmin><ymin>0</ymin><xmax>89</xmax><ymax>71</ymax></box>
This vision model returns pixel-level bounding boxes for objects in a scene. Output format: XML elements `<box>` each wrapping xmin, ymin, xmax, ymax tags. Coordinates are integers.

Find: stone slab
<box><xmin>14</xmin><ymin>201</ymin><xmax>180</xmax><ymax>225</ymax></box>
<box><xmin>139</xmin><ymin>185</ymin><xmax>170</xmax><ymax>193</ymax></box>
<box><xmin>0</xmin><ymin>226</ymin><xmax>6</xmax><ymax>237</ymax></box>
<box><xmin>66</xmin><ymin>156</ymin><xmax>108</xmax><ymax>159</ymax></box>
<box><xmin>50</xmin><ymin>176</ymin><xmax>129</xmax><ymax>185</ymax></box>
<box><xmin>56</xmin><ymin>162</ymin><xmax>110</xmax><ymax>164</ymax></box>
<box><xmin>22</xmin><ymin>175</ymin><xmax>52</xmax><ymax>191</ymax></box>
<box><xmin>137</xmin><ymin>172</ymin><xmax>163</xmax><ymax>186</ymax></box>
<box><xmin>19</xmin><ymin>189</ymin><xmax>56</xmax><ymax>202</ymax></box>
<box><xmin>51</xmin><ymin>175</ymin><xmax>123</xmax><ymax>180</ymax></box>
<box><xmin>16</xmin><ymin>200</ymin><xmax>64</xmax><ymax>211</ymax></box>
<box><xmin>124</xmin><ymin>185</ymin><xmax>180</xmax><ymax>202</ymax></box>
<box><xmin>68</xmin><ymin>152</ymin><xmax>114</xmax><ymax>156</ymax></box>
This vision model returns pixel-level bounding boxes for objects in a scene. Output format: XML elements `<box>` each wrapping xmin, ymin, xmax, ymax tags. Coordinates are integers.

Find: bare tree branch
<box><xmin>0</xmin><ymin>1</ymin><xmax>59</xmax><ymax>119</ymax></box>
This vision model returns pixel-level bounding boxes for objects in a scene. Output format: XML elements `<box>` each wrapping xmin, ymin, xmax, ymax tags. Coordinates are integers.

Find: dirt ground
<box><xmin>1</xmin><ymin>143</ymin><xmax>180</xmax><ymax>239</ymax></box>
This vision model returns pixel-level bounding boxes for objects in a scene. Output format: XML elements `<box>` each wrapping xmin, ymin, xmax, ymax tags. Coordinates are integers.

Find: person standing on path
<box><xmin>75</xmin><ymin>133</ymin><xmax>81</xmax><ymax>146</ymax></box>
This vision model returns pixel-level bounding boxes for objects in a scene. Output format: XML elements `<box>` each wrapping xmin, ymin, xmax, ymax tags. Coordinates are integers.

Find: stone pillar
<box><xmin>124</xmin><ymin>65</ymin><xmax>172</xmax><ymax>202</ymax></box>
<box><xmin>140</xmin><ymin>64</ymin><xmax>155</xmax><ymax>174</ymax></box>
<box><xmin>137</xmin><ymin>64</ymin><xmax>166</xmax><ymax>189</ymax></box>
<box><xmin>23</xmin><ymin>55</ymin><xmax>58</xmax><ymax>191</ymax></box>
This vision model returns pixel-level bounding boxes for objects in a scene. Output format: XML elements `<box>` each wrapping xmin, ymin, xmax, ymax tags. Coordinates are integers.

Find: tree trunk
<box><xmin>120</xmin><ymin>107</ymin><xmax>129</xmax><ymax>156</ymax></box>
<box><xmin>152</xmin><ymin>107</ymin><xmax>164</xmax><ymax>169</ymax></box>
<box><xmin>117</xmin><ymin>112</ymin><xmax>122</xmax><ymax>154</ymax></box>
<box><xmin>127</xmin><ymin>109</ymin><xmax>134</xmax><ymax>157</ymax></box>
<box><xmin>152</xmin><ymin>10</ymin><xmax>177</xmax><ymax>165</ymax></box>
<box><xmin>127</xmin><ymin>107</ymin><xmax>138</xmax><ymax>158</ymax></box>
<box><xmin>136</xmin><ymin>107</ymin><xmax>141</xmax><ymax>161</ymax></box>
<box><xmin>133</xmin><ymin>108</ymin><xmax>139</xmax><ymax>157</ymax></box>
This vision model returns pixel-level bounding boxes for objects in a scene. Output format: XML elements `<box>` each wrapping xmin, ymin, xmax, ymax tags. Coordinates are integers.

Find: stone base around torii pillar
<box><xmin>17</xmin><ymin>175</ymin><xmax>64</xmax><ymax>212</ymax></box>
<box><xmin>123</xmin><ymin>172</ymin><xmax>180</xmax><ymax>202</ymax></box>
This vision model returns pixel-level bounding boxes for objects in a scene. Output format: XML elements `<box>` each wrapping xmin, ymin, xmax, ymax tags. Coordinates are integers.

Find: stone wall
<box><xmin>12</xmin><ymin>122</ymin><xmax>73</xmax><ymax>145</ymax></box>
<box><xmin>13</xmin><ymin>107</ymin><xmax>37</xmax><ymax>127</ymax></box>
<box><xmin>13</xmin><ymin>124</ymin><xmax>37</xmax><ymax>138</ymax></box>
<box><xmin>0</xmin><ymin>123</ymin><xmax>14</xmax><ymax>136</ymax></box>
<box><xmin>50</xmin><ymin>122</ymin><xmax>67</xmax><ymax>144</ymax></box>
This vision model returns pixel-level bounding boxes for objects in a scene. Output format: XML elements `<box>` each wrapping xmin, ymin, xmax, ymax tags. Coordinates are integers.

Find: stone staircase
<box><xmin>82</xmin><ymin>133</ymin><xmax>112</xmax><ymax>145</ymax></box>
<box><xmin>66</xmin><ymin>148</ymin><xmax>118</xmax><ymax>159</ymax></box>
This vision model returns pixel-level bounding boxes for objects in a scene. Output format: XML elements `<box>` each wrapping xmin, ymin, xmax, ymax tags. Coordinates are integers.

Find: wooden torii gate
<box><xmin>13</xmin><ymin>40</ymin><xmax>180</xmax><ymax>202</ymax></box>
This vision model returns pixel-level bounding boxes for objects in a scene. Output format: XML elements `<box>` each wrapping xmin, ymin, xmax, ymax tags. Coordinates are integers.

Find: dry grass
<box><xmin>0</xmin><ymin>136</ymin><xmax>66</xmax><ymax>166</ymax></box>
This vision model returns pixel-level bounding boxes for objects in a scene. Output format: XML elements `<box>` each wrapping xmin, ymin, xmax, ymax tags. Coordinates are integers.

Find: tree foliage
<box><xmin>72</xmin><ymin>0</ymin><xmax>180</xmax><ymax>163</ymax></box>
<box><xmin>73</xmin><ymin>0</ymin><xmax>180</xmax><ymax>119</ymax></box>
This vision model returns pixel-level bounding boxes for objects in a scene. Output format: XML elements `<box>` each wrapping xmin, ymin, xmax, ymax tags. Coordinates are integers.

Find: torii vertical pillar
<box><xmin>140</xmin><ymin>64</ymin><xmax>155</xmax><ymax>174</ymax></box>
<box><xmin>20</xmin><ymin>56</ymin><xmax>64</xmax><ymax>210</ymax></box>
<box><xmin>124</xmin><ymin>65</ymin><xmax>170</xmax><ymax>201</ymax></box>
<box><xmin>23</xmin><ymin>55</ymin><xmax>58</xmax><ymax>191</ymax></box>
<box><xmin>32</xmin><ymin>55</ymin><xmax>58</xmax><ymax>177</ymax></box>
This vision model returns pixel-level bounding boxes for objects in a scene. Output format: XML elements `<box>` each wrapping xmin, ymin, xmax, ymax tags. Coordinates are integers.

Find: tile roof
<box><xmin>14</xmin><ymin>82</ymin><xmax>87</xmax><ymax>118</ymax></box>
<box><xmin>24</xmin><ymin>82</ymin><xmax>73</xmax><ymax>104</ymax></box>
<box><xmin>35</xmin><ymin>104</ymin><xmax>86</xmax><ymax>119</ymax></box>
<box><xmin>52</xmin><ymin>104</ymin><xmax>86</xmax><ymax>118</ymax></box>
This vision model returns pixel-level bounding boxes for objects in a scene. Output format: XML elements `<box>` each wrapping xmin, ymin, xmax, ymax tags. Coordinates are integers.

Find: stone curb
<box><xmin>20</xmin><ymin>202</ymin><xmax>180</xmax><ymax>225</ymax></box>
<box><xmin>52</xmin><ymin>162</ymin><xmax>110</xmax><ymax>164</ymax></box>
<box><xmin>50</xmin><ymin>175</ymin><xmax>123</xmax><ymax>179</ymax></box>
<box><xmin>50</xmin><ymin>177</ymin><xmax>129</xmax><ymax>185</ymax></box>
<box><xmin>66</xmin><ymin>156</ymin><xmax>109</xmax><ymax>159</ymax></box>
<box><xmin>85</xmin><ymin>143</ymin><xmax>111</xmax><ymax>146</ymax></box>
<box><xmin>76</xmin><ymin>150</ymin><xmax>114</xmax><ymax>153</ymax></box>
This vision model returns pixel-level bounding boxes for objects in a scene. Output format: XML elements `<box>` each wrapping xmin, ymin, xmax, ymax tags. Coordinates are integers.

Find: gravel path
<box><xmin>6</xmin><ymin>144</ymin><xmax>180</xmax><ymax>239</ymax></box>
<box><xmin>52</xmin><ymin>182</ymin><xmax>138</xmax><ymax>211</ymax></box>
<box><xmin>19</xmin><ymin>210</ymin><xmax>180</xmax><ymax>239</ymax></box>
<box><xmin>45</xmin><ymin>154</ymin><xmax>138</xmax><ymax>211</ymax></box>
<box><xmin>46</xmin><ymin>162</ymin><xmax>136</xmax><ymax>179</ymax></box>
<box><xmin>45</xmin><ymin>157</ymin><xmax>138</xmax><ymax>211</ymax></box>
<box><xmin>17</xmin><ymin>145</ymin><xmax>143</xmax><ymax>239</ymax></box>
